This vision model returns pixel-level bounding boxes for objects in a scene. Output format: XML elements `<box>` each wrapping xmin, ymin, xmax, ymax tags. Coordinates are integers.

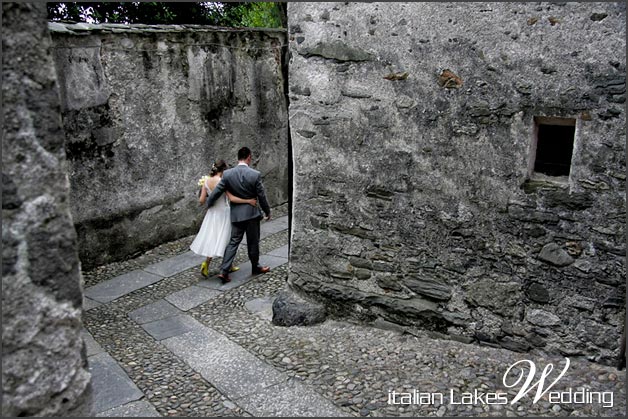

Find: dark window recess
<box><xmin>534</xmin><ymin>122</ymin><xmax>575</xmax><ymax>177</ymax></box>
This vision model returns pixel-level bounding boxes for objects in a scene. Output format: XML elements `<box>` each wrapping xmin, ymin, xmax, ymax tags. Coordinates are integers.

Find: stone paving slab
<box><xmin>165</xmin><ymin>285</ymin><xmax>222</xmax><ymax>311</ymax></box>
<box><xmin>244</xmin><ymin>296</ymin><xmax>275</xmax><ymax>321</ymax></box>
<box><xmin>267</xmin><ymin>244</ymin><xmax>289</xmax><ymax>258</ymax></box>
<box><xmin>162</xmin><ymin>323</ymin><xmax>286</xmax><ymax>400</ymax></box>
<box><xmin>83</xmin><ymin>296</ymin><xmax>102</xmax><ymax>311</ymax></box>
<box><xmin>88</xmin><ymin>352</ymin><xmax>144</xmax><ymax>414</ymax></box>
<box><xmin>259</xmin><ymin>254</ymin><xmax>289</xmax><ymax>269</ymax></box>
<box><xmin>128</xmin><ymin>299</ymin><xmax>181</xmax><ymax>325</ymax></box>
<box><xmin>96</xmin><ymin>400</ymin><xmax>161</xmax><ymax>417</ymax></box>
<box><xmin>144</xmin><ymin>250</ymin><xmax>205</xmax><ymax>278</ymax></box>
<box><xmin>141</xmin><ymin>314</ymin><xmax>203</xmax><ymax>341</ymax></box>
<box><xmin>196</xmin><ymin>254</ymin><xmax>287</xmax><ymax>291</ymax></box>
<box><xmin>82</xmin><ymin>329</ymin><xmax>105</xmax><ymax>357</ymax></box>
<box><xmin>235</xmin><ymin>379</ymin><xmax>346</xmax><ymax>417</ymax></box>
<box><xmin>196</xmin><ymin>266</ymin><xmax>257</xmax><ymax>291</ymax></box>
<box><xmin>261</xmin><ymin>215</ymin><xmax>289</xmax><ymax>236</ymax></box>
<box><xmin>242</xmin><ymin>215</ymin><xmax>289</xmax><ymax>244</ymax></box>
<box><xmin>84</xmin><ymin>270</ymin><xmax>164</xmax><ymax>303</ymax></box>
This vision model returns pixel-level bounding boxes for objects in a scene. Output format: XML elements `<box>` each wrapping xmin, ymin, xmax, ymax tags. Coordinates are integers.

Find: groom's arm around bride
<box><xmin>206</xmin><ymin>160</ymin><xmax>271</xmax><ymax>223</ymax></box>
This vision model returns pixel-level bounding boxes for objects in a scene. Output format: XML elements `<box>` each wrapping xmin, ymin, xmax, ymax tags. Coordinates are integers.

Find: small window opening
<box><xmin>532</xmin><ymin>117</ymin><xmax>576</xmax><ymax>177</ymax></box>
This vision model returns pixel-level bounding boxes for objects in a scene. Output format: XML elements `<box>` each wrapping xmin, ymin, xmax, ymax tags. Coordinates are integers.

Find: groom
<box><xmin>206</xmin><ymin>146</ymin><xmax>272</xmax><ymax>283</ymax></box>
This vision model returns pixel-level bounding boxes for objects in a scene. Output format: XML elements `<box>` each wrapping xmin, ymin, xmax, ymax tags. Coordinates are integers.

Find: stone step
<box><xmin>88</xmin><ymin>352</ymin><xmax>144</xmax><ymax>414</ymax></box>
<box><xmin>242</xmin><ymin>215</ymin><xmax>289</xmax><ymax>244</ymax></box>
<box><xmin>161</xmin><ymin>316</ymin><xmax>344</xmax><ymax>416</ymax></box>
<box><xmin>96</xmin><ymin>401</ymin><xmax>161</xmax><ymax>417</ymax></box>
<box><xmin>140</xmin><ymin>314</ymin><xmax>201</xmax><ymax>341</ymax></box>
<box><xmin>267</xmin><ymin>244</ymin><xmax>289</xmax><ymax>258</ymax></box>
<box><xmin>84</xmin><ymin>270</ymin><xmax>164</xmax><ymax>303</ymax></box>
<box><xmin>128</xmin><ymin>299</ymin><xmax>181</xmax><ymax>325</ymax></box>
<box><xmin>165</xmin><ymin>285</ymin><xmax>221</xmax><ymax>311</ymax></box>
<box><xmin>196</xmin><ymin>253</ymin><xmax>288</xmax><ymax>291</ymax></box>
<box><xmin>82</xmin><ymin>329</ymin><xmax>105</xmax><ymax>357</ymax></box>
<box><xmin>144</xmin><ymin>251</ymin><xmax>205</xmax><ymax>278</ymax></box>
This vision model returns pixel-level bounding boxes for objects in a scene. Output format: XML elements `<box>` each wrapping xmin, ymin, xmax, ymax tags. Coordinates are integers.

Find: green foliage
<box><xmin>47</xmin><ymin>2</ymin><xmax>286</xmax><ymax>28</ymax></box>
<box><xmin>233</xmin><ymin>2</ymin><xmax>285</xmax><ymax>28</ymax></box>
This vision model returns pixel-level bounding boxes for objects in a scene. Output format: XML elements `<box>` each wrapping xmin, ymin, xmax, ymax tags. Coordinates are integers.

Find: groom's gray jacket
<box><xmin>206</xmin><ymin>164</ymin><xmax>271</xmax><ymax>223</ymax></box>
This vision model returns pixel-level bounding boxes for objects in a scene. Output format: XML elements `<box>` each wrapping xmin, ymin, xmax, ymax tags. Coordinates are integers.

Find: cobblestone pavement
<box><xmin>82</xmin><ymin>208</ymin><xmax>625</xmax><ymax>417</ymax></box>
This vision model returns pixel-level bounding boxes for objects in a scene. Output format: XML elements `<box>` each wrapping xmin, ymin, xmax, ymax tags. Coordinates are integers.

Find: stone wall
<box><xmin>287</xmin><ymin>2</ymin><xmax>626</xmax><ymax>364</ymax></box>
<box><xmin>2</xmin><ymin>3</ymin><xmax>92</xmax><ymax>415</ymax></box>
<box><xmin>49</xmin><ymin>23</ymin><xmax>289</xmax><ymax>269</ymax></box>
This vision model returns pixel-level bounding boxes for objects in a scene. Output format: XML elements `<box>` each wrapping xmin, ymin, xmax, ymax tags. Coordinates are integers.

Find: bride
<box><xmin>190</xmin><ymin>160</ymin><xmax>257</xmax><ymax>277</ymax></box>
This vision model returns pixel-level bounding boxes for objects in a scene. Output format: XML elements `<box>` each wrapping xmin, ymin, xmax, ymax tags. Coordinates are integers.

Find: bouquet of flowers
<box><xmin>197</xmin><ymin>175</ymin><xmax>210</xmax><ymax>197</ymax></box>
<box><xmin>197</xmin><ymin>175</ymin><xmax>210</xmax><ymax>187</ymax></box>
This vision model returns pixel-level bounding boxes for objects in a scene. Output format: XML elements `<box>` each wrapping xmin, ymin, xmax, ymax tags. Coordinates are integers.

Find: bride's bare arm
<box><xmin>199</xmin><ymin>184</ymin><xmax>208</xmax><ymax>205</ymax></box>
<box><xmin>226</xmin><ymin>191</ymin><xmax>257</xmax><ymax>207</ymax></box>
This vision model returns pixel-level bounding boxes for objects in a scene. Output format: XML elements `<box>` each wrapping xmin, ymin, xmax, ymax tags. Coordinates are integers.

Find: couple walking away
<box><xmin>190</xmin><ymin>147</ymin><xmax>272</xmax><ymax>284</ymax></box>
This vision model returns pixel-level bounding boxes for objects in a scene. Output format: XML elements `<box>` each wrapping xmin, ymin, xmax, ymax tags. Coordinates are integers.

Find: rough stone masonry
<box><xmin>48</xmin><ymin>22</ymin><xmax>289</xmax><ymax>269</ymax></box>
<box><xmin>286</xmin><ymin>2</ymin><xmax>626</xmax><ymax>365</ymax></box>
<box><xmin>2</xmin><ymin>3</ymin><xmax>92</xmax><ymax>416</ymax></box>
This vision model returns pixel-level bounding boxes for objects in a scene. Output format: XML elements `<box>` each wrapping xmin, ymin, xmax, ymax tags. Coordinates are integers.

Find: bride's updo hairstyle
<box><xmin>210</xmin><ymin>160</ymin><xmax>227</xmax><ymax>176</ymax></box>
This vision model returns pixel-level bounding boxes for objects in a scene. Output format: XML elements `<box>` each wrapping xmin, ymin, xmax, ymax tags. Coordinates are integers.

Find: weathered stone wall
<box><xmin>49</xmin><ymin>23</ymin><xmax>289</xmax><ymax>268</ymax></box>
<box><xmin>2</xmin><ymin>3</ymin><xmax>92</xmax><ymax>415</ymax></box>
<box><xmin>288</xmin><ymin>2</ymin><xmax>626</xmax><ymax>364</ymax></box>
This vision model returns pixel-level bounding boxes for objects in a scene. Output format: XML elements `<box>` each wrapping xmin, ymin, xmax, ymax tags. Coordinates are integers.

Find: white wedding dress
<box><xmin>190</xmin><ymin>181</ymin><xmax>231</xmax><ymax>258</ymax></box>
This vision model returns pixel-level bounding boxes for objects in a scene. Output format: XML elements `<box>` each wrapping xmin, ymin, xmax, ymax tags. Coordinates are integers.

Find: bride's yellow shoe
<box><xmin>200</xmin><ymin>261</ymin><xmax>209</xmax><ymax>277</ymax></box>
<box><xmin>229</xmin><ymin>266</ymin><xmax>240</xmax><ymax>272</ymax></box>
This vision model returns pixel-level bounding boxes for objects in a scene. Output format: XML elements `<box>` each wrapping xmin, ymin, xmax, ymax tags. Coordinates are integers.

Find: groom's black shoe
<box><xmin>217</xmin><ymin>273</ymin><xmax>231</xmax><ymax>284</ymax></box>
<box><xmin>252</xmin><ymin>266</ymin><xmax>270</xmax><ymax>275</ymax></box>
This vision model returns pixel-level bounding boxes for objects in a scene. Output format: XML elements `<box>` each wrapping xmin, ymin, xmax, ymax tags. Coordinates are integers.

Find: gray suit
<box><xmin>206</xmin><ymin>164</ymin><xmax>271</xmax><ymax>275</ymax></box>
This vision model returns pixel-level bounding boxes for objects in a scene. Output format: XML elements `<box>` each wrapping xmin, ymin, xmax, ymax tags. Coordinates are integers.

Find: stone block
<box><xmin>299</xmin><ymin>40</ymin><xmax>373</xmax><ymax>62</ymax></box>
<box><xmin>96</xmin><ymin>400</ymin><xmax>161</xmax><ymax>417</ymax></box>
<box><xmin>141</xmin><ymin>314</ymin><xmax>201</xmax><ymax>341</ymax></box>
<box><xmin>144</xmin><ymin>251</ymin><xmax>205</xmax><ymax>278</ymax></box>
<box><xmin>349</xmin><ymin>257</ymin><xmax>372</xmax><ymax>269</ymax></box>
<box><xmin>376</xmin><ymin>275</ymin><xmax>403</xmax><ymax>291</ymax></box>
<box><xmin>197</xmin><ymin>254</ymin><xmax>288</xmax><ymax>291</ymax></box>
<box><xmin>88</xmin><ymin>352</ymin><xmax>143</xmax><ymax>414</ymax></box>
<box><xmin>235</xmin><ymin>379</ymin><xmax>345</xmax><ymax>417</ymax></box>
<box><xmin>165</xmin><ymin>285</ymin><xmax>221</xmax><ymax>311</ymax></box>
<box><xmin>244</xmin><ymin>296</ymin><xmax>276</xmax><ymax>321</ymax></box>
<box><xmin>267</xmin><ymin>244</ymin><xmax>289</xmax><ymax>258</ymax></box>
<box><xmin>525</xmin><ymin>283</ymin><xmax>551</xmax><ymax>303</ymax></box>
<box><xmin>83</xmin><ymin>297</ymin><xmax>102</xmax><ymax>311</ymax></box>
<box><xmin>465</xmin><ymin>279</ymin><xmax>521</xmax><ymax>316</ymax></box>
<box><xmin>261</xmin><ymin>216</ymin><xmax>290</xmax><ymax>238</ymax></box>
<box><xmin>272</xmin><ymin>289</ymin><xmax>327</xmax><ymax>327</ymax></box>
<box><xmin>538</xmin><ymin>243</ymin><xmax>574</xmax><ymax>267</ymax></box>
<box><xmin>355</xmin><ymin>268</ymin><xmax>372</xmax><ymax>280</ymax></box>
<box><xmin>82</xmin><ymin>329</ymin><xmax>105</xmax><ymax>357</ymax></box>
<box><xmin>84</xmin><ymin>270</ymin><xmax>164</xmax><ymax>303</ymax></box>
<box><xmin>403</xmin><ymin>276</ymin><xmax>452</xmax><ymax>301</ymax></box>
<box><xmin>498</xmin><ymin>336</ymin><xmax>532</xmax><ymax>353</ymax></box>
<box><xmin>128</xmin><ymin>299</ymin><xmax>181</xmax><ymax>324</ymax></box>
<box><xmin>162</xmin><ymin>326</ymin><xmax>286</xmax><ymax>399</ymax></box>
<box><xmin>526</xmin><ymin>309</ymin><xmax>561</xmax><ymax>327</ymax></box>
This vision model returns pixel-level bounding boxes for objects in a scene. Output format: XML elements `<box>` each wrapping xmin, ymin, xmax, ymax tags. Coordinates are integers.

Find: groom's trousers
<box><xmin>220</xmin><ymin>219</ymin><xmax>261</xmax><ymax>275</ymax></box>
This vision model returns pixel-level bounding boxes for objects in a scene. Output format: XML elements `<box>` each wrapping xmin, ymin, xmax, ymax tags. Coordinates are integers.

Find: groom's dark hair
<box><xmin>238</xmin><ymin>147</ymin><xmax>251</xmax><ymax>161</ymax></box>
